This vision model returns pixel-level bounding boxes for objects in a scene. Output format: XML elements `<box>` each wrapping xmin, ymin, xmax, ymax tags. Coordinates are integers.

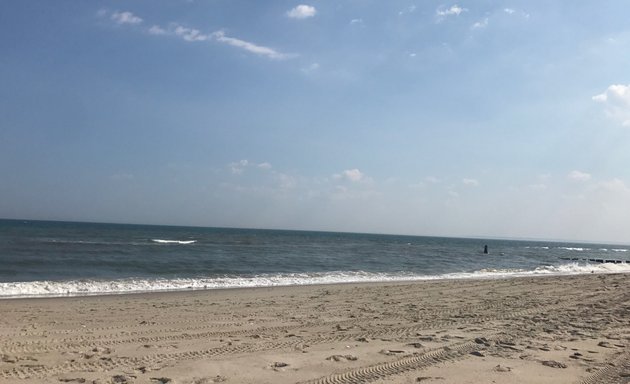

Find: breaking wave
<box><xmin>2</xmin><ymin>262</ymin><xmax>630</xmax><ymax>299</ymax></box>
<box><xmin>151</xmin><ymin>239</ymin><xmax>197</xmax><ymax>245</ymax></box>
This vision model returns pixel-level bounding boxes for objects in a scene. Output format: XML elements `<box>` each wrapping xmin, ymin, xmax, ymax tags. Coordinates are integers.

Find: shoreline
<box><xmin>1</xmin><ymin>274</ymin><xmax>630</xmax><ymax>383</ymax></box>
<box><xmin>3</xmin><ymin>264</ymin><xmax>630</xmax><ymax>300</ymax></box>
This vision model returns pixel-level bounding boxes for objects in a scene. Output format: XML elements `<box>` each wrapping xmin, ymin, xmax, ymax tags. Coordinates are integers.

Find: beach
<box><xmin>1</xmin><ymin>273</ymin><xmax>629</xmax><ymax>384</ymax></box>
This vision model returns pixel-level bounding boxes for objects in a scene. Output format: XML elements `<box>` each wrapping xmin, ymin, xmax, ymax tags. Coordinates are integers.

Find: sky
<box><xmin>1</xmin><ymin>1</ymin><xmax>630</xmax><ymax>243</ymax></box>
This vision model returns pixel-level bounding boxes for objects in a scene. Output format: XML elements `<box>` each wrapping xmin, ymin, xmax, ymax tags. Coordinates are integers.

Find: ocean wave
<box><xmin>151</xmin><ymin>239</ymin><xmax>196</xmax><ymax>245</ymax></box>
<box><xmin>2</xmin><ymin>262</ymin><xmax>630</xmax><ymax>299</ymax></box>
<box><xmin>558</xmin><ymin>247</ymin><xmax>589</xmax><ymax>251</ymax></box>
<box><xmin>37</xmin><ymin>238</ymin><xmax>161</xmax><ymax>246</ymax></box>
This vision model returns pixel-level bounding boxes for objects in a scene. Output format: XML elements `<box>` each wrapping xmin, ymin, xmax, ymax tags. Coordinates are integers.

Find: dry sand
<box><xmin>1</xmin><ymin>274</ymin><xmax>630</xmax><ymax>384</ymax></box>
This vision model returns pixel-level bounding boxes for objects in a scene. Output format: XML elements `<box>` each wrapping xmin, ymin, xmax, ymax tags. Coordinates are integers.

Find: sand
<box><xmin>1</xmin><ymin>273</ymin><xmax>630</xmax><ymax>384</ymax></box>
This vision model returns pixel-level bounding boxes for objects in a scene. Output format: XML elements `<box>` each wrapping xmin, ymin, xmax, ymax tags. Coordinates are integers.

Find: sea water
<box><xmin>1</xmin><ymin>219</ymin><xmax>629</xmax><ymax>298</ymax></box>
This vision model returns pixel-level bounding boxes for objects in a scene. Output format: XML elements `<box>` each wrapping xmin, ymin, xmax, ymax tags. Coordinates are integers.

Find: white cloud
<box><xmin>287</xmin><ymin>5</ymin><xmax>317</xmax><ymax>19</ymax></box>
<box><xmin>447</xmin><ymin>188</ymin><xmax>459</xmax><ymax>198</ymax></box>
<box><xmin>472</xmin><ymin>18</ymin><xmax>489</xmax><ymax>29</ymax></box>
<box><xmin>599</xmin><ymin>178</ymin><xmax>630</xmax><ymax>193</ymax></box>
<box><xmin>503</xmin><ymin>8</ymin><xmax>530</xmax><ymax>18</ymax></box>
<box><xmin>593</xmin><ymin>84</ymin><xmax>630</xmax><ymax>126</ymax></box>
<box><xmin>350</xmin><ymin>18</ymin><xmax>363</xmax><ymax>25</ymax></box>
<box><xmin>229</xmin><ymin>160</ymin><xmax>249</xmax><ymax>175</ymax></box>
<box><xmin>593</xmin><ymin>84</ymin><xmax>630</xmax><ymax>104</ymax></box>
<box><xmin>345</xmin><ymin>169</ymin><xmax>364</xmax><ymax>182</ymax></box>
<box><xmin>436</xmin><ymin>5</ymin><xmax>467</xmax><ymax>20</ymax></box>
<box><xmin>425</xmin><ymin>176</ymin><xmax>441</xmax><ymax>184</ymax></box>
<box><xmin>175</xmin><ymin>25</ymin><xmax>210</xmax><ymax>41</ymax></box>
<box><xmin>229</xmin><ymin>160</ymin><xmax>275</xmax><ymax>174</ymax></box>
<box><xmin>568</xmin><ymin>170</ymin><xmax>592</xmax><ymax>182</ymax></box>
<box><xmin>148</xmin><ymin>25</ymin><xmax>167</xmax><ymax>35</ymax></box>
<box><xmin>462</xmin><ymin>178</ymin><xmax>480</xmax><ymax>187</ymax></box>
<box><xmin>212</xmin><ymin>31</ymin><xmax>293</xmax><ymax>60</ymax></box>
<box><xmin>275</xmin><ymin>173</ymin><xmax>297</xmax><ymax>190</ymax></box>
<box><xmin>104</xmin><ymin>11</ymin><xmax>293</xmax><ymax>61</ymax></box>
<box><xmin>145</xmin><ymin>22</ymin><xmax>293</xmax><ymax>60</ymax></box>
<box><xmin>111</xmin><ymin>11</ymin><xmax>143</xmax><ymax>25</ymax></box>
<box><xmin>301</xmin><ymin>62</ymin><xmax>320</xmax><ymax>74</ymax></box>
<box><xmin>334</xmin><ymin>169</ymin><xmax>366</xmax><ymax>183</ymax></box>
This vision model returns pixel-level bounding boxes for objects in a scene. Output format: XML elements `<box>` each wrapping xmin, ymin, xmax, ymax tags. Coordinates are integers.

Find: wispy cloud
<box><xmin>599</xmin><ymin>178</ymin><xmax>630</xmax><ymax>193</ymax></box>
<box><xmin>287</xmin><ymin>5</ymin><xmax>317</xmax><ymax>19</ymax></box>
<box><xmin>175</xmin><ymin>25</ymin><xmax>211</xmax><ymax>42</ymax></box>
<box><xmin>469</xmin><ymin>7</ymin><xmax>529</xmax><ymax>31</ymax></box>
<box><xmin>229</xmin><ymin>160</ymin><xmax>250</xmax><ymax>175</ymax></box>
<box><xmin>593</xmin><ymin>84</ymin><xmax>630</xmax><ymax>127</ymax></box>
<box><xmin>471</xmin><ymin>18</ymin><xmax>489</xmax><ymax>29</ymax></box>
<box><xmin>229</xmin><ymin>160</ymin><xmax>274</xmax><ymax>174</ymax></box>
<box><xmin>462</xmin><ymin>178</ymin><xmax>480</xmax><ymax>186</ymax></box>
<box><xmin>212</xmin><ymin>30</ymin><xmax>293</xmax><ymax>60</ymax></box>
<box><xmin>148</xmin><ymin>25</ymin><xmax>167</xmax><ymax>35</ymax></box>
<box><xmin>568</xmin><ymin>170</ymin><xmax>592</xmax><ymax>182</ymax></box>
<box><xmin>436</xmin><ymin>5</ymin><xmax>467</xmax><ymax>21</ymax></box>
<box><xmin>110</xmin><ymin>11</ymin><xmax>143</xmax><ymax>25</ymax></box>
<box><xmin>503</xmin><ymin>8</ymin><xmax>530</xmax><ymax>19</ymax></box>
<box><xmin>334</xmin><ymin>169</ymin><xmax>367</xmax><ymax>183</ymax></box>
<box><xmin>103</xmin><ymin>10</ymin><xmax>294</xmax><ymax>60</ymax></box>
<box><xmin>301</xmin><ymin>62</ymin><xmax>320</xmax><ymax>74</ymax></box>
<box><xmin>399</xmin><ymin>5</ymin><xmax>417</xmax><ymax>16</ymax></box>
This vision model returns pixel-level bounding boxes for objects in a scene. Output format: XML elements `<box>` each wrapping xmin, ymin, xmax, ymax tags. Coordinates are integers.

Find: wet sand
<box><xmin>1</xmin><ymin>273</ymin><xmax>630</xmax><ymax>384</ymax></box>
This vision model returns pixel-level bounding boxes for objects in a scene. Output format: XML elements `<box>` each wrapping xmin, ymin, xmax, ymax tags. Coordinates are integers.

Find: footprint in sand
<box><xmin>0</xmin><ymin>354</ymin><xmax>17</xmax><ymax>363</ymax></box>
<box><xmin>108</xmin><ymin>374</ymin><xmax>136</xmax><ymax>384</ymax></box>
<box><xmin>190</xmin><ymin>376</ymin><xmax>227</xmax><ymax>384</ymax></box>
<box><xmin>326</xmin><ymin>354</ymin><xmax>358</xmax><ymax>362</ymax></box>
<box><xmin>541</xmin><ymin>360</ymin><xmax>567</xmax><ymax>369</ymax></box>
<box><xmin>271</xmin><ymin>361</ymin><xmax>290</xmax><ymax>371</ymax></box>
<box><xmin>150</xmin><ymin>378</ymin><xmax>173</xmax><ymax>384</ymax></box>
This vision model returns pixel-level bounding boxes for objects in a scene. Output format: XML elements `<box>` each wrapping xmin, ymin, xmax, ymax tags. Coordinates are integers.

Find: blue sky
<box><xmin>1</xmin><ymin>1</ymin><xmax>630</xmax><ymax>243</ymax></box>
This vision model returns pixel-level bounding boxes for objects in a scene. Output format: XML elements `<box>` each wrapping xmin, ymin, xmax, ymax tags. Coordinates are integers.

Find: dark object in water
<box><xmin>483</xmin><ymin>245</ymin><xmax>488</xmax><ymax>254</ymax></box>
<box><xmin>558</xmin><ymin>257</ymin><xmax>627</xmax><ymax>264</ymax></box>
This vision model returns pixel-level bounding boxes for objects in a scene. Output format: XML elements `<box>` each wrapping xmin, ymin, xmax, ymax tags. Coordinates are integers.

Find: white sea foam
<box><xmin>613</xmin><ymin>249</ymin><xmax>628</xmax><ymax>252</ymax></box>
<box><xmin>2</xmin><ymin>262</ymin><xmax>630</xmax><ymax>299</ymax></box>
<box><xmin>558</xmin><ymin>247</ymin><xmax>589</xmax><ymax>251</ymax></box>
<box><xmin>151</xmin><ymin>239</ymin><xmax>197</xmax><ymax>245</ymax></box>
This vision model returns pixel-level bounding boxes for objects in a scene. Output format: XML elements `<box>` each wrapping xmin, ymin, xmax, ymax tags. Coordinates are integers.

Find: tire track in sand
<box><xmin>0</xmin><ymin>291</ymin><xmax>613</xmax><ymax>381</ymax></box>
<box><xmin>297</xmin><ymin>337</ymin><xmax>497</xmax><ymax>384</ymax></box>
<box><xmin>577</xmin><ymin>351</ymin><xmax>630</xmax><ymax>384</ymax></box>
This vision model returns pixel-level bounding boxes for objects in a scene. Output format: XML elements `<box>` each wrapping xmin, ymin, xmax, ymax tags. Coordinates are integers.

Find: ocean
<box><xmin>1</xmin><ymin>219</ymin><xmax>629</xmax><ymax>298</ymax></box>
